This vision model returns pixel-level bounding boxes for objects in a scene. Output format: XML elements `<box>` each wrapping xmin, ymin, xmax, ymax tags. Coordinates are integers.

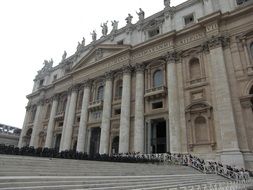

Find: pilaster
<box><xmin>207</xmin><ymin>36</ymin><xmax>245</xmax><ymax>168</ymax></box>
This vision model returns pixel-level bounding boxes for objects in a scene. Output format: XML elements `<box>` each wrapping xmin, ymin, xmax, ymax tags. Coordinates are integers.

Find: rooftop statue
<box><xmin>38</xmin><ymin>59</ymin><xmax>53</xmax><ymax>75</ymax></box>
<box><xmin>76</xmin><ymin>42</ymin><xmax>82</xmax><ymax>52</ymax></box>
<box><xmin>111</xmin><ymin>20</ymin><xmax>119</xmax><ymax>33</ymax></box>
<box><xmin>81</xmin><ymin>37</ymin><xmax>85</xmax><ymax>46</ymax></box>
<box><xmin>164</xmin><ymin>0</ymin><xmax>171</xmax><ymax>8</ymax></box>
<box><xmin>125</xmin><ymin>13</ymin><xmax>133</xmax><ymax>25</ymax></box>
<box><xmin>101</xmin><ymin>21</ymin><xmax>108</xmax><ymax>36</ymax></box>
<box><xmin>61</xmin><ymin>50</ymin><xmax>67</xmax><ymax>62</ymax></box>
<box><xmin>136</xmin><ymin>8</ymin><xmax>145</xmax><ymax>21</ymax></box>
<box><xmin>91</xmin><ymin>30</ymin><xmax>97</xmax><ymax>41</ymax></box>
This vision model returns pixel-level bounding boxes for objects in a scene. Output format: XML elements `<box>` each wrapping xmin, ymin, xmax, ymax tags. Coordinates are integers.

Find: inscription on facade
<box><xmin>131</xmin><ymin>41</ymin><xmax>173</xmax><ymax>60</ymax></box>
<box><xmin>177</xmin><ymin>32</ymin><xmax>205</xmax><ymax>46</ymax></box>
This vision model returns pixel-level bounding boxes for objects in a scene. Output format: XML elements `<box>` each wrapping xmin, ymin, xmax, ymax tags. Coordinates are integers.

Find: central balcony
<box><xmin>89</xmin><ymin>100</ymin><xmax>103</xmax><ymax>111</ymax></box>
<box><xmin>144</xmin><ymin>86</ymin><xmax>167</xmax><ymax>100</ymax></box>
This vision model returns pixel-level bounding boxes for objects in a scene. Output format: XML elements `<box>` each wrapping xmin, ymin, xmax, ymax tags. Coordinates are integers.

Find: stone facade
<box><xmin>19</xmin><ymin>0</ymin><xmax>253</xmax><ymax>169</ymax></box>
<box><xmin>0</xmin><ymin>124</ymin><xmax>21</xmax><ymax>146</ymax></box>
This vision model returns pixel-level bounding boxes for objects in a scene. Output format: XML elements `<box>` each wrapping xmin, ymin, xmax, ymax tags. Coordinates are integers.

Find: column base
<box><xmin>219</xmin><ymin>150</ymin><xmax>245</xmax><ymax>168</ymax></box>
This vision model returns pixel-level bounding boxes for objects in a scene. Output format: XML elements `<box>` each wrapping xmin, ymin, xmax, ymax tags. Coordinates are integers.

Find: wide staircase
<box><xmin>0</xmin><ymin>154</ymin><xmax>230</xmax><ymax>190</ymax></box>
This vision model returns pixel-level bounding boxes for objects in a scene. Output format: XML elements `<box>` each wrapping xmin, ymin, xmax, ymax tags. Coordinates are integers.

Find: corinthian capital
<box><xmin>207</xmin><ymin>36</ymin><xmax>230</xmax><ymax>50</ymax></box>
<box><xmin>105</xmin><ymin>71</ymin><xmax>114</xmax><ymax>80</ymax></box>
<box><xmin>166</xmin><ymin>51</ymin><xmax>180</xmax><ymax>63</ymax></box>
<box><xmin>83</xmin><ymin>79</ymin><xmax>93</xmax><ymax>88</ymax></box>
<box><xmin>135</xmin><ymin>63</ymin><xmax>145</xmax><ymax>73</ymax></box>
<box><xmin>122</xmin><ymin>65</ymin><xmax>132</xmax><ymax>75</ymax></box>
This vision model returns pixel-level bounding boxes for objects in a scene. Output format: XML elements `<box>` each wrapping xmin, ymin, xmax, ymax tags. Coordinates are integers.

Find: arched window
<box><xmin>194</xmin><ymin>116</ymin><xmax>209</xmax><ymax>143</ymax></box>
<box><xmin>97</xmin><ymin>86</ymin><xmax>104</xmax><ymax>101</ymax></box>
<box><xmin>115</xmin><ymin>79</ymin><xmax>123</xmax><ymax>98</ymax></box>
<box><xmin>189</xmin><ymin>58</ymin><xmax>201</xmax><ymax>80</ymax></box>
<box><xmin>153</xmin><ymin>70</ymin><xmax>163</xmax><ymax>88</ymax></box>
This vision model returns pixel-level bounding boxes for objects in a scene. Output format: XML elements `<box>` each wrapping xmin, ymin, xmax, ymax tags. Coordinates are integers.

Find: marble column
<box><xmin>119</xmin><ymin>66</ymin><xmax>132</xmax><ymax>153</ymax></box>
<box><xmin>99</xmin><ymin>72</ymin><xmax>113</xmax><ymax>154</ymax></box>
<box><xmin>62</xmin><ymin>85</ymin><xmax>79</xmax><ymax>151</ymax></box>
<box><xmin>29</xmin><ymin>99</ymin><xmax>44</xmax><ymax>148</ymax></box>
<box><xmin>133</xmin><ymin>64</ymin><xmax>145</xmax><ymax>153</ymax></box>
<box><xmin>76</xmin><ymin>81</ymin><xmax>91</xmax><ymax>153</ymax></box>
<box><xmin>166</xmin><ymin>52</ymin><xmax>181</xmax><ymax>153</ymax></box>
<box><xmin>59</xmin><ymin>92</ymin><xmax>71</xmax><ymax>152</ymax></box>
<box><xmin>18</xmin><ymin>105</ymin><xmax>31</xmax><ymax>148</ymax></box>
<box><xmin>44</xmin><ymin>94</ymin><xmax>59</xmax><ymax>148</ymax></box>
<box><xmin>208</xmin><ymin>36</ymin><xmax>244</xmax><ymax>167</ymax></box>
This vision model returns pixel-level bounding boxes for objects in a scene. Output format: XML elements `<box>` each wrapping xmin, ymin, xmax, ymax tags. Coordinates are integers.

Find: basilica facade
<box><xmin>18</xmin><ymin>0</ymin><xmax>253</xmax><ymax>169</ymax></box>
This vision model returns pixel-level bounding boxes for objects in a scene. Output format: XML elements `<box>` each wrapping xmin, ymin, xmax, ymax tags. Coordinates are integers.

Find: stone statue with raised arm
<box><xmin>125</xmin><ymin>13</ymin><xmax>133</xmax><ymax>25</ymax></box>
<box><xmin>81</xmin><ymin>37</ymin><xmax>85</xmax><ymax>46</ymax></box>
<box><xmin>61</xmin><ymin>50</ymin><xmax>67</xmax><ymax>62</ymax></box>
<box><xmin>111</xmin><ymin>20</ymin><xmax>119</xmax><ymax>32</ymax></box>
<box><xmin>76</xmin><ymin>42</ymin><xmax>82</xmax><ymax>52</ymax></box>
<box><xmin>164</xmin><ymin>0</ymin><xmax>171</xmax><ymax>8</ymax></box>
<box><xmin>91</xmin><ymin>30</ymin><xmax>97</xmax><ymax>42</ymax></box>
<box><xmin>101</xmin><ymin>21</ymin><xmax>108</xmax><ymax>36</ymax></box>
<box><xmin>136</xmin><ymin>8</ymin><xmax>145</xmax><ymax>21</ymax></box>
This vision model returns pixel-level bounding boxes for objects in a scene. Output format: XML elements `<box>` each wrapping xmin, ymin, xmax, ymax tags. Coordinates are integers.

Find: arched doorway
<box><xmin>111</xmin><ymin>136</ymin><xmax>119</xmax><ymax>154</ymax></box>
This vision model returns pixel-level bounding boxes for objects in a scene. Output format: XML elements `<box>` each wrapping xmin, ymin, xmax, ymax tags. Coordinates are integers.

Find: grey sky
<box><xmin>0</xmin><ymin>0</ymin><xmax>186</xmax><ymax>128</ymax></box>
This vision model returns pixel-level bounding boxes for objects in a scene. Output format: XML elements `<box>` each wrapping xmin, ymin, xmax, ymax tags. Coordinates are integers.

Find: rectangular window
<box><xmin>39</xmin><ymin>79</ymin><xmax>44</xmax><ymax>87</ymax></box>
<box><xmin>148</xmin><ymin>28</ymin><xmax>160</xmax><ymax>38</ymax></box>
<box><xmin>117</xmin><ymin>40</ymin><xmax>124</xmax><ymax>45</ymax></box>
<box><xmin>184</xmin><ymin>14</ymin><xmax>194</xmax><ymax>26</ymax></box>
<box><xmin>114</xmin><ymin>108</ymin><xmax>121</xmax><ymax>115</ymax></box>
<box><xmin>53</xmin><ymin>75</ymin><xmax>57</xmax><ymax>81</ymax></box>
<box><xmin>152</xmin><ymin>101</ymin><xmax>163</xmax><ymax>109</ymax></box>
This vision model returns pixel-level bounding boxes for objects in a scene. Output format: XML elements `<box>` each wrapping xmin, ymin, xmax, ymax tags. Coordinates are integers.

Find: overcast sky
<box><xmin>0</xmin><ymin>0</ymin><xmax>186</xmax><ymax>128</ymax></box>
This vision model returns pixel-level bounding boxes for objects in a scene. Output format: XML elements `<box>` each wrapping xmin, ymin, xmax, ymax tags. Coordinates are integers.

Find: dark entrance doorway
<box><xmin>89</xmin><ymin>127</ymin><xmax>101</xmax><ymax>156</ymax></box>
<box><xmin>111</xmin><ymin>136</ymin><xmax>119</xmax><ymax>154</ymax></box>
<box><xmin>151</xmin><ymin>119</ymin><xmax>166</xmax><ymax>153</ymax></box>
<box><xmin>55</xmin><ymin>134</ymin><xmax>61</xmax><ymax>151</ymax></box>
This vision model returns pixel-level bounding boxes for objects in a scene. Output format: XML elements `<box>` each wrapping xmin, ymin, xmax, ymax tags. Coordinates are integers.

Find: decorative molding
<box><xmin>206</xmin><ymin>36</ymin><xmax>230</xmax><ymax>50</ymax></box>
<box><xmin>166</xmin><ymin>51</ymin><xmax>180</xmax><ymax>63</ymax></box>
<box><xmin>83</xmin><ymin>79</ymin><xmax>93</xmax><ymax>88</ymax></box>
<box><xmin>105</xmin><ymin>71</ymin><xmax>114</xmax><ymax>80</ymax></box>
<box><xmin>135</xmin><ymin>63</ymin><xmax>145</xmax><ymax>73</ymax></box>
<box><xmin>122</xmin><ymin>65</ymin><xmax>132</xmax><ymax>75</ymax></box>
<box><xmin>37</xmin><ymin>99</ymin><xmax>45</xmax><ymax>106</ymax></box>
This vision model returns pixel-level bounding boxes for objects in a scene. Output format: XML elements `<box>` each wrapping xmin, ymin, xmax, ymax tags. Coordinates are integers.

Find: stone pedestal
<box><xmin>44</xmin><ymin>95</ymin><xmax>59</xmax><ymax>148</ymax></box>
<box><xmin>167</xmin><ymin>52</ymin><xmax>181</xmax><ymax>153</ymax></box>
<box><xmin>133</xmin><ymin>64</ymin><xmax>145</xmax><ymax>153</ymax></box>
<box><xmin>119</xmin><ymin>66</ymin><xmax>131</xmax><ymax>153</ymax></box>
<box><xmin>29</xmin><ymin>100</ymin><xmax>44</xmax><ymax>148</ymax></box>
<box><xmin>99</xmin><ymin>73</ymin><xmax>113</xmax><ymax>154</ymax></box>
<box><xmin>77</xmin><ymin>82</ymin><xmax>91</xmax><ymax>153</ymax></box>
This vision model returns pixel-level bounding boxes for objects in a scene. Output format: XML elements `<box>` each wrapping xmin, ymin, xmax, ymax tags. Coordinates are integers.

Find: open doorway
<box><xmin>151</xmin><ymin>119</ymin><xmax>167</xmax><ymax>153</ymax></box>
<box><xmin>89</xmin><ymin>127</ymin><xmax>101</xmax><ymax>156</ymax></box>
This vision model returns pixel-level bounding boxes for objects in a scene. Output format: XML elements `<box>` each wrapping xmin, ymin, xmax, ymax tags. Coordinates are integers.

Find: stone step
<box><xmin>0</xmin><ymin>175</ymin><xmax>227</xmax><ymax>190</ymax></box>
